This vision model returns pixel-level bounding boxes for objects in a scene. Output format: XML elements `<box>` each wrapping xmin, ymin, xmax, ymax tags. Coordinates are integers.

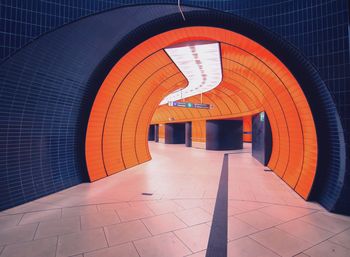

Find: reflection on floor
<box><xmin>0</xmin><ymin>142</ymin><xmax>350</xmax><ymax>257</ymax></box>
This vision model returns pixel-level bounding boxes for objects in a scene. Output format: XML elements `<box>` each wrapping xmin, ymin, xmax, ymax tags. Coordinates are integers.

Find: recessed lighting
<box><xmin>160</xmin><ymin>41</ymin><xmax>222</xmax><ymax>105</ymax></box>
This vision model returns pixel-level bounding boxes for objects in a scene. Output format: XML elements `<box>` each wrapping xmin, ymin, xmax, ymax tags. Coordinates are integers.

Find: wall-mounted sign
<box><xmin>168</xmin><ymin>101</ymin><xmax>212</xmax><ymax>109</ymax></box>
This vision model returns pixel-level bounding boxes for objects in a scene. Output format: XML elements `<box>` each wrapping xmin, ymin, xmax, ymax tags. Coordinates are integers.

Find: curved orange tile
<box><xmin>86</xmin><ymin>27</ymin><xmax>317</xmax><ymax>200</ymax></box>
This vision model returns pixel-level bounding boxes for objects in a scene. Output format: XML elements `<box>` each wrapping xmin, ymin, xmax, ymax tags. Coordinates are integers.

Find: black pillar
<box><xmin>148</xmin><ymin>124</ymin><xmax>155</xmax><ymax>141</ymax></box>
<box><xmin>206</xmin><ymin>120</ymin><xmax>243</xmax><ymax>150</ymax></box>
<box><xmin>165</xmin><ymin>123</ymin><xmax>186</xmax><ymax>144</ymax></box>
<box><xmin>154</xmin><ymin>124</ymin><xmax>159</xmax><ymax>142</ymax></box>
<box><xmin>185</xmin><ymin>122</ymin><xmax>192</xmax><ymax>147</ymax></box>
<box><xmin>252</xmin><ymin>112</ymin><xmax>272</xmax><ymax>165</ymax></box>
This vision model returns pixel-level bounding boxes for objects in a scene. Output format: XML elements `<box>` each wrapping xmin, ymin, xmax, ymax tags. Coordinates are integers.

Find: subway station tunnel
<box><xmin>0</xmin><ymin>1</ymin><xmax>350</xmax><ymax>257</ymax></box>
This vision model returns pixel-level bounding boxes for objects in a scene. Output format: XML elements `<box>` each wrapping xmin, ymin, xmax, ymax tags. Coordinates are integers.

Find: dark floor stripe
<box><xmin>206</xmin><ymin>153</ymin><xmax>229</xmax><ymax>257</ymax></box>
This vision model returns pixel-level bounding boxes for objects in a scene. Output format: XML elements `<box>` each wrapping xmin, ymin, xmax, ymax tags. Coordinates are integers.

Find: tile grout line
<box><xmin>131</xmin><ymin>241</ymin><xmax>142</xmax><ymax>257</ymax></box>
<box><xmin>248</xmin><ymin>236</ymin><xmax>283</xmax><ymax>257</ymax></box>
<box><xmin>293</xmin><ymin>226</ymin><xmax>350</xmax><ymax>254</ymax></box>
<box><xmin>32</xmin><ymin>222</ymin><xmax>40</xmax><ymax>240</ymax></box>
<box><xmin>102</xmin><ymin>226</ymin><xmax>110</xmax><ymax>247</ymax></box>
<box><xmin>16</xmin><ymin>213</ymin><xmax>25</xmax><ymax>225</ymax></box>
<box><xmin>171</xmin><ymin>231</ymin><xmax>194</xmax><ymax>254</ymax></box>
<box><xmin>54</xmin><ymin>236</ymin><xmax>59</xmax><ymax>257</ymax></box>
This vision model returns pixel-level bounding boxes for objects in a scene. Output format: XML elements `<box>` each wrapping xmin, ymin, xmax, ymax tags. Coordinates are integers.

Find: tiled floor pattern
<box><xmin>0</xmin><ymin>143</ymin><xmax>349</xmax><ymax>257</ymax></box>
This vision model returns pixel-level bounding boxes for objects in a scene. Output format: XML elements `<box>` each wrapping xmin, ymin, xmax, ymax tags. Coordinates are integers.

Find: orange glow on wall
<box><xmin>86</xmin><ymin>27</ymin><xmax>317</xmax><ymax>199</ymax></box>
<box><xmin>243</xmin><ymin>116</ymin><xmax>252</xmax><ymax>142</ymax></box>
<box><xmin>158</xmin><ymin>124</ymin><xmax>165</xmax><ymax>139</ymax></box>
<box><xmin>192</xmin><ymin>120</ymin><xmax>206</xmax><ymax>143</ymax></box>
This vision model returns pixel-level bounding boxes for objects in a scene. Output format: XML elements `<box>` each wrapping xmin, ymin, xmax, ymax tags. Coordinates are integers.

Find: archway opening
<box><xmin>86</xmin><ymin>27</ymin><xmax>317</xmax><ymax>199</ymax></box>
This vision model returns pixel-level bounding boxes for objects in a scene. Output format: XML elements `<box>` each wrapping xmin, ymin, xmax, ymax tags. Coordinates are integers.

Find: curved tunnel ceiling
<box><xmin>160</xmin><ymin>41</ymin><xmax>222</xmax><ymax>105</ymax></box>
<box><xmin>86</xmin><ymin>27</ymin><xmax>317</xmax><ymax>199</ymax></box>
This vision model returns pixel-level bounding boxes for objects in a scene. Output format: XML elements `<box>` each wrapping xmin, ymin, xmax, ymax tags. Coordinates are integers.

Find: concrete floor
<box><xmin>0</xmin><ymin>142</ymin><xmax>350</xmax><ymax>257</ymax></box>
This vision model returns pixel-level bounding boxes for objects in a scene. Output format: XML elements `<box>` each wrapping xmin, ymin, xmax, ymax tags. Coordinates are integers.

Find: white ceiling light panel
<box><xmin>160</xmin><ymin>41</ymin><xmax>222</xmax><ymax>105</ymax></box>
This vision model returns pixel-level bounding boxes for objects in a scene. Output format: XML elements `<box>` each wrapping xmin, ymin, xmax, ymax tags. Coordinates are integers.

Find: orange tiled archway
<box><xmin>85</xmin><ymin>27</ymin><xmax>317</xmax><ymax>199</ymax></box>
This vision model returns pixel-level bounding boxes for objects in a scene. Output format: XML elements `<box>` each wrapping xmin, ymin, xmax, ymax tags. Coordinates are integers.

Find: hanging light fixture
<box><xmin>160</xmin><ymin>41</ymin><xmax>222</xmax><ymax>105</ymax></box>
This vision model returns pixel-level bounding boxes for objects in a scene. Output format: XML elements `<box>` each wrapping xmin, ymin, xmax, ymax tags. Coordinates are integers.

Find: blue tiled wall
<box><xmin>1</xmin><ymin>0</ymin><xmax>349</xmax><ymax>154</ymax></box>
<box><xmin>0</xmin><ymin>5</ymin><xmax>200</xmax><ymax>210</ymax></box>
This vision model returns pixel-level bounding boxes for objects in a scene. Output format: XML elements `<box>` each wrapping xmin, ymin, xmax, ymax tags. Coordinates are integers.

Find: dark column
<box><xmin>252</xmin><ymin>112</ymin><xmax>272</xmax><ymax>165</ymax></box>
<box><xmin>148</xmin><ymin>124</ymin><xmax>155</xmax><ymax>141</ymax></box>
<box><xmin>165</xmin><ymin>123</ymin><xmax>185</xmax><ymax>144</ymax></box>
<box><xmin>206</xmin><ymin>120</ymin><xmax>243</xmax><ymax>150</ymax></box>
<box><xmin>185</xmin><ymin>122</ymin><xmax>192</xmax><ymax>147</ymax></box>
<box><xmin>154</xmin><ymin>124</ymin><xmax>159</xmax><ymax>142</ymax></box>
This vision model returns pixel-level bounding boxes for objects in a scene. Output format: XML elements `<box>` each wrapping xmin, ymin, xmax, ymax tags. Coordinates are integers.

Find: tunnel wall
<box><xmin>191</xmin><ymin>120</ymin><xmax>206</xmax><ymax>149</ymax></box>
<box><xmin>243</xmin><ymin>116</ymin><xmax>252</xmax><ymax>142</ymax></box>
<box><xmin>206</xmin><ymin>120</ymin><xmax>243</xmax><ymax>151</ymax></box>
<box><xmin>0</xmin><ymin>4</ymin><xmax>348</xmax><ymax>214</ymax></box>
<box><xmin>0</xmin><ymin>5</ymin><xmax>200</xmax><ymax>211</ymax></box>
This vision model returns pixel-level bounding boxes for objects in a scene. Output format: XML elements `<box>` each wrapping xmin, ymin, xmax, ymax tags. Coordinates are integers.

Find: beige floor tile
<box><xmin>147</xmin><ymin>200</ymin><xmax>183</xmax><ymax>215</ymax></box>
<box><xmin>277</xmin><ymin>219</ymin><xmax>333</xmax><ymax>244</ymax></box>
<box><xmin>142</xmin><ymin>213</ymin><xmax>186</xmax><ymax>235</ymax></box>
<box><xmin>293</xmin><ymin>253</ymin><xmax>309</xmax><ymax>257</ymax></box>
<box><xmin>134</xmin><ymin>232</ymin><xmax>191</xmax><ymax>257</ymax></box>
<box><xmin>235</xmin><ymin>210</ymin><xmax>283</xmax><ymax>230</ymax></box>
<box><xmin>62</xmin><ymin>205</ymin><xmax>98</xmax><ymax>218</ymax></box>
<box><xmin>175</xmin><ymin>208</ymin><xmax>211</xmax><ymax>226</ymax></box>
<box><xmin>2</xmin><ymin>143</ymin><xmax>350</xmax><ymax>257</ymax></box>
<box><xmin>234</xmin><ymin>201</ymin><xmax>270</xmax><ymax>212</ymax></box>
<box><xmin>35</xmin><ymin>216</ymin><xmax>80</xmax><ymax>239</ymax></box>
<box><xmin>3</xmin><ymin>201</ymin><xmax>57</xmax><ymax>215</ymax></box>
<box><xmin>174</xmin><ymin>223</ymin><xmax>210</xmax><ymax>252</ymax></box>
<box><xmin>304</xmin><ymin>240</ymin><xmax>350</xmax><ymax>257</ymax></box>
<box><xmin>300</xmin><ymin>212</ymin><xmax>350</xmax><ymax>233</ymax></box>
<box><xmin>259</xmin><ymin>205</ymin><xmax>316</xmax><ymax>221</ymax></box>
<box><xmin>56</xmin><ymin>228</ymin><xmax>107</xmax><ymax>257</ymax></box>
<box><xmin>85</xmin><ymin>242</ymin><xmax>139</xmax><ymax>257</ymax></box>
<box><xmin>128</xmin><ymin>201</ymin><xmax>157</xmax><ymax>209</ymax></box>
<box><xmin>250</xmin><ymin>227</ymin><xmax>312</xmax><ymax>256</ymax></box>
<box><xmin>19</xmin><ymin>209</ymin><xmax>61</xmax><ymax>225</ymax></box>
<box><xmin>321</xmin><ymin>211</ymin><xmax>350</xmax><ymax>222</ymax></box>
<box><xmin>81</xmin><ymin>210</ymin><xmax>120</xmax><ymax>230</ymax></box>
<box><xmin>174</xmin><ymin>199</ymin><xmax>205</xmax><ymax>209</ymax></box>
<box><xmin>97</xmin><ymin>202</ymin><xmax>130</xmax><ymax>212</ymax></box>
<box><xmin>0</xmin><ymin>214</ymin><xmax>23</xmax><ymax>229</ymax></box>
<box><xmin>0</xmin><ymin>237</ymin><xmax>57</xmax><ymax>257</ymax></box>
<box><xmin>117</xmin><ymin>206</ymin><xmax>154</xmax><ymax>222</ymax></box>
<box><xmin>228</xmin><ymin>216</ymin><xmax>257</xmax><ymax>241</ymax></box>
<box><xmin>328</xmin><ymin>228</ymin><xmax>350</xmax><ymax>249</ymax></box>
<box><xmin>228</xmin><ymin>237</ymin><xmax>280</xmax><ymax>257</ymax></box>
<box><xmin>186</xmin><ymin>250</ymin><xmax>206</xmax><ymax>257</ymax></box>
<box><xmin>0</xmin><ymin>223</ymin><xmax>37</xmax><ymax>246</ymax></box>
<box><xmin>228</xmin><ymin>202</ymin><xmax>246</xmax><ymax>216</ymax></box>
<box><xmin>104</xmin><ymin>220</ymin><xmax>150</xmax><ymax>246</ymax></box>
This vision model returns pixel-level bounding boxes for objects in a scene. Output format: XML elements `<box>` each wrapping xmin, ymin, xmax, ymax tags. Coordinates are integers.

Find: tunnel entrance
<box><xmin>84</xmin><ymin>10</ymin><xmax>346</xmax><ymax>213</ymax></box>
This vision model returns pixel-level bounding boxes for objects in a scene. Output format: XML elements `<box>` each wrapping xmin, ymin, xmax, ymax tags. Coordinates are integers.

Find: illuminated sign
<box><xmin>168</xmin><ymin>101</ymin><xmax>212</xmax><ymax>109</ymax></box>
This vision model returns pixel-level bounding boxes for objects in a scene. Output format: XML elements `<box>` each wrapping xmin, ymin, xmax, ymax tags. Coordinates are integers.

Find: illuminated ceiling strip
<box><xmin>160</xmin><ymin>41</ymin><xmax>222</xmax><ymax>105</ymax></box>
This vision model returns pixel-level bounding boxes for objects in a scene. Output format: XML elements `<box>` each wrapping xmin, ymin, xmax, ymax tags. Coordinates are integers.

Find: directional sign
<box><xmin>168</xmin><ymin>101</ymin><xmax>212</xmax><ymax>109</ymax></box>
